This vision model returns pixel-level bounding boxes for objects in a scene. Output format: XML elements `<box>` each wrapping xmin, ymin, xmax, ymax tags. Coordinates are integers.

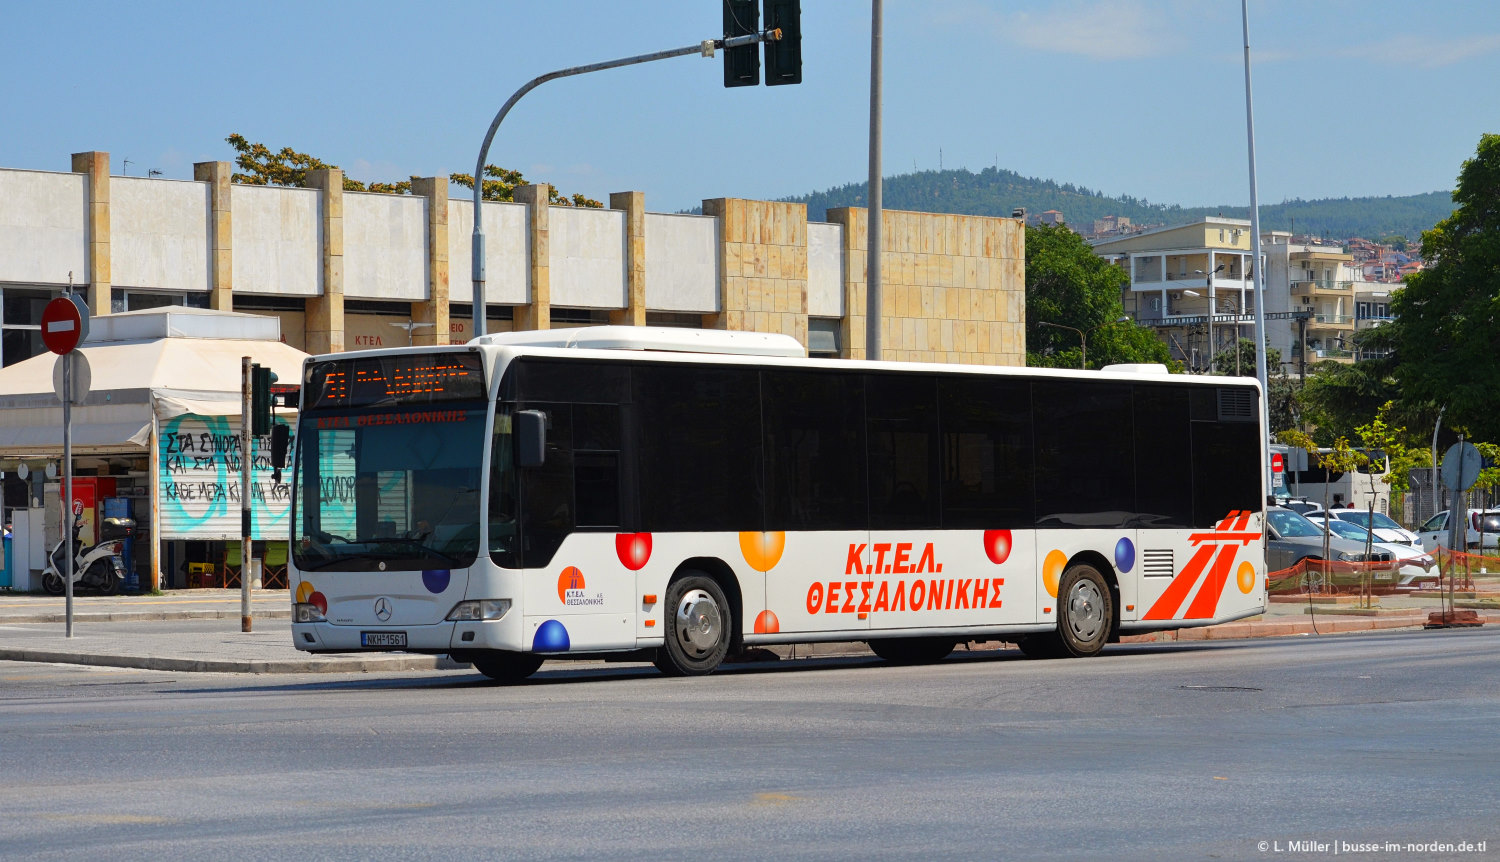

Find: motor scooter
<box><xmin>42</xmin><ymin>516</ymin><xmax>127</xmax><ymax>596</ymax></box>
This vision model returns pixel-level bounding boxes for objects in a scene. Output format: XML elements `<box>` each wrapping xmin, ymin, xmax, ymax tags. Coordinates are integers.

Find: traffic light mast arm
<box><xmin>468</xmin><ymin>28</ymin><xmax>783</xmax><ymax>340</ymax></box>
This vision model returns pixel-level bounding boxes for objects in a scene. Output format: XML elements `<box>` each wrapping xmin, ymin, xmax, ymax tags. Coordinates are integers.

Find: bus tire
<box><xmin>654</xmin><ymin>572</ymin><xmax>732</xmax><ymax>676</ymax></box>
<box><xmin>470</xmin><ymin>651</ymin><xmax>544</xmax><ymax>683</ymax></box>
<box><xmin>868</xmin><ymin>637</ymin><xmax>956</xmax><ymax>665</ymax></box>
<box><xmin>1055</xmin><ymin>562</ymin><xmax>1113</xmax><ymax>657</ymax></box>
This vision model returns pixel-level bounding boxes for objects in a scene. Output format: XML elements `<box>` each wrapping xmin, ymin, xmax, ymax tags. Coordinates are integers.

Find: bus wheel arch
<box><xmin>653</xmin><ymin>559</ymin><xmax>740</xmax><ymax>676</ymax></box>
<box><xmin>1020</xmin><ymin>553</ymin><xmax>1117</xmax><ymax>659</ymax></box>
<box><xmin>1067</xmin><ymin>549</ymin><xmax>1122</xmax><ymax>644</ymax></box>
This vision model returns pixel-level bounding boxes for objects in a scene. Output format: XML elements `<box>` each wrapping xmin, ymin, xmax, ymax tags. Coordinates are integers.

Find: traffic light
<box><xmin>251</xmin><ymin>364</ymin><xmax>277</xmax><ymax>436</ymax></box>
<box><xmin>723</xmin><ymin>0</ymin><xmax>759</xmax><ymax>87</ymax></box>
<box><xmin>763</xmin><ymin>0</ymin><xmax>801</xmax><ymax>86</ymax></box>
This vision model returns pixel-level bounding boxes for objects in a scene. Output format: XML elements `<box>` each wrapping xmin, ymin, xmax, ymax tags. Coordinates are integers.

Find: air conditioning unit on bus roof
<box><xmin>471</xmin><ymin>325</ymin><xmax>807</xmax><ymax>358</ymax></box>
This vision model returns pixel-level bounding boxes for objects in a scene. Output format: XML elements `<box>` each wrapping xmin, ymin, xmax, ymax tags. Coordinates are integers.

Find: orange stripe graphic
<box><xmin>1184</xmin><ymin>544</ymin><xmax>1239</xmax><ymax>619</ymax></box>
<box><xmin>1142</xmin><ymin>544</ymin><xmax>1216</xmax><ymax>621</ymax></box>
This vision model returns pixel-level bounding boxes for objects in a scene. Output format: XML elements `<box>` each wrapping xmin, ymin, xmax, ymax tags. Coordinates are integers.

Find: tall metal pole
<box><xmin>63</xmin><ymin>349</ymin><xmax>73</xmax><ymax>638</ymax></box>
<box><xmin>865</xmin><ymin>0</ymin><xmax>884</xmax><ymax>361</ymax></box>
<box><xmin>1432</xmin><ymin>404</ymin><xmax>1446</xmax><ymax>521</ymax></box>
<box><xmin>241</xmin><ymin>356</ymin><xmax>252</xmax><ymax>633</ymax></box>
<box><xmin>469</xmin><ymin>32</ymin><xmax>779</xmax><ymax>340</ymax></box>
<box><xmin>1243</xmin><ymin>0</ymin><xmax>1272</xmax><ymax>490</ymax></box>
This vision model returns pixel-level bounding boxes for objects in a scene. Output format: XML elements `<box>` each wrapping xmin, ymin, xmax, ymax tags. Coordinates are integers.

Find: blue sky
<box><xmin>3</xmin><ymin>1</ymin><xmax>1496</xmax><ymax>214</ymax></box>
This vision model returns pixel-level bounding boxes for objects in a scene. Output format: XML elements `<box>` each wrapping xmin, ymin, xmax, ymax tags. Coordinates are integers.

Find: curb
<box><xmin>0</xmin><ymin>610</ymin><xmax>291</xmax><ymax>624</ymax></box>
<box><xmin>0</xmin><ymin>647</ymin><xmax>468</xmax><ymax>674</ymax></box>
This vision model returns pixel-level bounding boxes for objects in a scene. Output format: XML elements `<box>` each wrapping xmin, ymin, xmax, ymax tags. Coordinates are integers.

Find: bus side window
<box><xmin>1133</xmin><ymin>384</ymin><xmax>1192</xmax><ymax>528</ymax></box>
<box><xmin>938</xmin><ymin>377</ymin><xmax>1033</xmax><ymax>529</ymax></box>
<box><xmin>763</xmin><ymin>369</ymin><xmax>867</xmax><ymax>531</ymax></box>
<box><xmin>866</xmin><ymin>373</ymin><xmax>939</xmax><ymax>530</ymax></box>
<box><xmin>1033</xmin><ymin>380</ymin><xmax>1134</xmax><ymax>528</ymax></box>
<box><xmin>633</xmin><ymin>364</ymin><xmax>762</xmax><ymax>532</ymax></box>
<box><xmin>573</xmin><ymin>403</ymin><xmax>621</xmax><ymax>529</ymax></box>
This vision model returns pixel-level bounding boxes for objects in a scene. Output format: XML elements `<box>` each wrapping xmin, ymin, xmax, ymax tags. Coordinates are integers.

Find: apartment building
<box><xmin>1093</xmin><ymin>218</ymin><xmax>1394</xmax><ymax>374</ymax></box>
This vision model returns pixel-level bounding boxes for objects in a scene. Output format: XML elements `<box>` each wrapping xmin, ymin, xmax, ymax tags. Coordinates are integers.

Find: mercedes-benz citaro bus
<box><xmin>289</xmin><ymin>326</ymin><xmax>1267</xmax><ymax>681</ymax></box>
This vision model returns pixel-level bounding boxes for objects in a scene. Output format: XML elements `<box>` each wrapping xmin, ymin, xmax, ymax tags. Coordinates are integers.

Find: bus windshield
<box><xmin>293</xmin><ymin>353</ymin><xmax>489</xmax><ymax>573</ymax></box>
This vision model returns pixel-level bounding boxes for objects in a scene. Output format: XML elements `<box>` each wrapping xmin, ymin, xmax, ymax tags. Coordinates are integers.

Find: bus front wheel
<box><xmin>470</xmin><ymin>651</ymin><xmax>544</xmax><ymax>683</ymax></box>
<box><xmin>654</xmin><ymin>572</ymin><xmax>732</xmax><ymax>676</ymax></box>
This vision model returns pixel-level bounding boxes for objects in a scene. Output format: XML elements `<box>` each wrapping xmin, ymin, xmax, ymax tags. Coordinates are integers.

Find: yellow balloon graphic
<box><xmin>1237</xmin><ymin>561</ymin><xmax>1257</xmax><ymax>594</ymax></box>
<box><xmin>739</xmin><ymin>531</ymin><xmax>786</xmax><ymax>572</ymax></box>
<box><xmin>296</xmin><ymin>581</ymin><xmax>314</xmax><ymax>603</ymax></box>
<box><xmin>1042</xmin><ymin>549</ymin><xmax>1067</xmax><ymax>598</ymax></box>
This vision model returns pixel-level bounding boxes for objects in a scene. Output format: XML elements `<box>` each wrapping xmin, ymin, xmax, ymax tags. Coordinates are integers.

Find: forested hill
<box><xmin>778</xmin><ymin>167</ymin><xmax>1451</xmax><ymax>241</ymax></box>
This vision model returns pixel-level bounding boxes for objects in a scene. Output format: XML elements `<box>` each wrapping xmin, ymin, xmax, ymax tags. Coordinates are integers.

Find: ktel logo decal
<box><xmin>557</xmin><ymin>566</ymin><xmax>605</xmax><ymax>608</ymax></box>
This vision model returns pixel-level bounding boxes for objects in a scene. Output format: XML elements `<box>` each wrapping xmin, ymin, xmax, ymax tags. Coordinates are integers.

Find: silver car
<box><xmin>1266</xmin><ymin>507</ymin><xmax>1396</xmax><ymax>573</ymax></box>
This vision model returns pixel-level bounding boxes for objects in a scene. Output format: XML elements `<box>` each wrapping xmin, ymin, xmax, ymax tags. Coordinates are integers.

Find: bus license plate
<box><xmin>361</xmin><ymin>631</ymin><xmax>407</xmax><ymax>648</ymax></box>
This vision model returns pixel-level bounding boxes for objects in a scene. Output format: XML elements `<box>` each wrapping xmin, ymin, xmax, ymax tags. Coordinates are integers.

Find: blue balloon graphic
<box><xmin>422</xmin><ymin>569</ymin><xmax>450</xmax><ymax>594</ymax></box>
<box><xmin>1114</xmin><ymin>537</ymin><xmax>1135</xmax><ymax>573</ymax></box>
<box><xmin>533</xmin><ymin>619</ymin><xmax>571</xmax><ymax>652</ymax></box>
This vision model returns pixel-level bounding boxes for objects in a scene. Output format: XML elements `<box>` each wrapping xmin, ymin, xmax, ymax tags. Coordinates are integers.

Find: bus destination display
<box><xmin>304</xmin><ymin>353</ymin><xmax>485</xmax><ymax>409</ymax></box>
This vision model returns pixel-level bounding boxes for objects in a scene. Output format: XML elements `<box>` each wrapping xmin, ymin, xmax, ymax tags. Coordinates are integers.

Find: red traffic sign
<box><xmin>41</xmin><ymin>295</ymin><xmax>90</xmax><ymax>355</ymax></box>
<box><xmin>1271</xmin><ymin>452</ymin><xmax>1284</xmax><ymax>474</ymax></box>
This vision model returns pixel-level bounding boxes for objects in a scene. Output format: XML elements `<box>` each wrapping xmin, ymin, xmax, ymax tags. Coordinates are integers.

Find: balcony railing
<box><xmin>1356</xmin><ymin>316</ymin><xmax>1395</xmax><ymax>329</ymax></box>
<box><xmin>1291</xmin><ymin>280</ymin><xmax>1354</xmax><ymax>295</ymax></box>
<box><xmin>1308</xmin><ymin>313</ymin><xmax>1355</xmax><ymax>327</ymax></box>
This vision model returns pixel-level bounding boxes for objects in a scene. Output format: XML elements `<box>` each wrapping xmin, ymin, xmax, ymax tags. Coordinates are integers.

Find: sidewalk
<box><xmin>0</xmin><ymin>589</ymin><xmax>1491</xmax><ymax>675</ymax></box>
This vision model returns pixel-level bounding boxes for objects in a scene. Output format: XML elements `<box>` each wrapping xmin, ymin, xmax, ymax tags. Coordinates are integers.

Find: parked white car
<box><xmin>1327</xmin><ymin>508</ymin><xmax>1420</xmax><ymax>545</ymax></box>
<box><xmin>1417</xmin><ymin>509</ymin><xmax>1500</xmax><ymax>553</ymax></box>
<box><xmin>1306</xmin><ymin>515</ymin><xmax>1436</xmax><ymax>586</ymax></box>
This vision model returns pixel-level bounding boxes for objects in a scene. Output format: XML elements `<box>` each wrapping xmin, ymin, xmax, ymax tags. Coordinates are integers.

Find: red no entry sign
<box><xmin>41</xmin><ymin>295</ymin><xmax>89</xmax><ymax>355</ymax></box>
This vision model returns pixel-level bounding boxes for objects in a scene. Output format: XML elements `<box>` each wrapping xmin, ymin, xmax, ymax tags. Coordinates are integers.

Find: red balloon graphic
<box><xmin>982</xmin><ymin>530</ymin><xmax>1012</xmax><ymax>565</ymax></box>
<box><xmin>615</xmin><ymin>533</ymin><xmax>652</xmax><ymax>571</ymax></box>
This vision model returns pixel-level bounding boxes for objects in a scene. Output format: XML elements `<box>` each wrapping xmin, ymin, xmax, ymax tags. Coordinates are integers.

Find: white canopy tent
<box><xmin>0</xmin><ymin>307</ymin><xmax>310</xmax><ymax>589</ymax></box>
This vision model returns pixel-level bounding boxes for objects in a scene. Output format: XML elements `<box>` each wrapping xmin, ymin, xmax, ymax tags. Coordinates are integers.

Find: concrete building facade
<box><xmin>0</xmin><ymin>151</ymin><xmax>1025</xmax><ymax>369</ymax></box>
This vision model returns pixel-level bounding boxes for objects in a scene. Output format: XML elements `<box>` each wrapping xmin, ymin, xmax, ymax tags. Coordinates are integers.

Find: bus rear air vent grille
<box><xmin>1142</xmin><ymin>549</ymin><xmax>1175</xmax><ymax>577</ymax></box>
<box><xmin>1217</xmin><ymin>388</ymin><xmax>1256</xmax><ymax>421</ymax></box>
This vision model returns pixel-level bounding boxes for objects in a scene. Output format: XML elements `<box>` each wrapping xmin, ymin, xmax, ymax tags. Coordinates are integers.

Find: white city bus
<box><xmin>288</xmin><ymin>327</ymin><xmax>1267</xmax><ymax>681</ymax></box>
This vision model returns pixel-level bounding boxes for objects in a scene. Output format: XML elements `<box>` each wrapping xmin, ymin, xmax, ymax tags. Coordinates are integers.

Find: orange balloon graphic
<box><xmin>739</xmin><ymin>531</ymin><xmax>786</xmax><ymax>572</ymax></box>
<box><xmin>754</xmin><ymin>610</ymin><xmax>781</xmax><ymax>634</ymax></box>
<box><xmin>296</xmin><ymin>581</ymin><xmax>314</xmax><ymax>603</ymax></box>
<box><xmin>1042</xmin><ymin>549</ymin><xmax>1067</xmax><ymax>598</ymax></box>
<box><xmin>1237</xmin><ymin>561</ymin><xmax>1256</xmax><ymax>594</ymax></box>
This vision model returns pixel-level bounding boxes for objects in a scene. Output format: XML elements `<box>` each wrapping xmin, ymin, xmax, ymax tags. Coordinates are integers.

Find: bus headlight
<box><xmin>294</xmin><ymin>603</ymin><xmax>326</xmax><ymax>623</ymax></box>
<box><xmin>446</xmin><ymin>599</ymin><xmax>512</xmax><ymax>621</ymax></box>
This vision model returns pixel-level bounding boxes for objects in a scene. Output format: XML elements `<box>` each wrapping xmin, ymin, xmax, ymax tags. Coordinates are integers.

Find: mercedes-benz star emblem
<box><xmin>374</xmin><ymin>597</ymin><xmax>393</xmax><ymax>622</ymax></box>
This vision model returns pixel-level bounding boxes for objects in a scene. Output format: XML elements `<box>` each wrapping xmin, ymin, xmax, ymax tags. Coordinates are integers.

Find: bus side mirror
<box><xmin>516</xmin><ymin>410</ymin><xmax>547</xmax><ymax>468</ymax></box>
<box><xmin>270</xmin><ymin>424</ymin><xmax>291</xmax><ymax>469</ymax></box>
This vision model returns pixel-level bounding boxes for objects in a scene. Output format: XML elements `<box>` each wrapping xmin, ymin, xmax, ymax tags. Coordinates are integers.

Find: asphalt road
<box><xmin>1</xmin><ymin>628</ymin><xmax>1497</xmax><ymax>861</ymax></box>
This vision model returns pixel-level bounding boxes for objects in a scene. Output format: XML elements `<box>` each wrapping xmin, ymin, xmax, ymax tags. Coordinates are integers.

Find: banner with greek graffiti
<box><xmin>158</xmin><ymin>414</ymin><xmax>294</xmax><ymax>540</ymax></box>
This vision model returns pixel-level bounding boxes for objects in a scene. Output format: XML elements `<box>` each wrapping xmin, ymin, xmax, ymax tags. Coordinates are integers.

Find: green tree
<box><xmin>1389</xmin><ymin>134</ymin><xmax>1500</xmax><ymax>441</ymax></box>
<box><xmin>225</xmin><ymin>134</ymin><xmax>602</xmax><ymax>207</ymax></box>
<box><xmin>1023</xmin><ymin>224</ymin><xmax>1172</xmax><ymax>370</ymax></box>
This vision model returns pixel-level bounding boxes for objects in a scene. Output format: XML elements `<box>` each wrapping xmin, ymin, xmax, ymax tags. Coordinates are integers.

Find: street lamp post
<box><xmin>1193</xmin><ymin>264</ymin><xmax>1226</xmax><ymax>370</ymax></box>
<box><xmin>1039</xmin><ymin>316</ymin><xmax>1129</xmax><ymax>370</ymax></box>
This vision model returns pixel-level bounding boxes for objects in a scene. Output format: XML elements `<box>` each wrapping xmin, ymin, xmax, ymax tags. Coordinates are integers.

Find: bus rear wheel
<box><xmin>470</xmin><ymin>651</ymin><xmax>544</xmax><ymax>683</ymax></box>
<box><xmin>1019</xmin><ymin>562</ymin><xmax>1113</xmax><ymax>659</ymax></box>
<box><xmin>654</xmin><ymin>572</ymin><xmax>732</xmax><ymax>676</ymax></box>
<box><xmin>868</xmin><ymin>637</ymin><xmax>956</xmax><ymax>665</ymax></box>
